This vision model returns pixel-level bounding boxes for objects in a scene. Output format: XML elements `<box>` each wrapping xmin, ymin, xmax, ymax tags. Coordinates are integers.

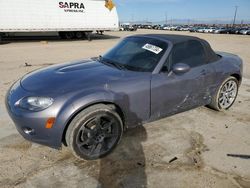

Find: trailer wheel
<box><xmin>64</xmin><ymin>32</ymin><xmax>75</xmax><ymax>40</ymax></box>
<box><xmin>75</xmin><ymin>31</ymin><xmax>84</xmax><ymax>39</ymax></box>
<box><xmin>85</xmin><ymin>32</ymin><xmax>92</xmax><ymax>41</ymax></box>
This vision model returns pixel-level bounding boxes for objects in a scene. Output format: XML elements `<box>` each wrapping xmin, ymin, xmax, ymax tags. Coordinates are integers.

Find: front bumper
<box><xmin>5</xmin><ymin>81</ymin><xmax>62</xmax><ymax>149</ymax></box>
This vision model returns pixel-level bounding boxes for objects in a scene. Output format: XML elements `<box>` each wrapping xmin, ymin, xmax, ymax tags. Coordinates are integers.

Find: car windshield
<box><xmin>101</xmin><ymin>37</ymin><xmax>168</xmax><ymax>72</ymax></box>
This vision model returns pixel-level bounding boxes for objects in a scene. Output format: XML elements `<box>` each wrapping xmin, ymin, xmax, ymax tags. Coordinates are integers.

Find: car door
<box><xmin>150</xmin><ymin>40</ymin><xmax>214</xmax><ymax>119</ymax></box>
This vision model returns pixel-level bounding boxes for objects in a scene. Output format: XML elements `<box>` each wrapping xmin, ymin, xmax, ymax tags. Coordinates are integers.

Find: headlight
<box><xmin>16</xmin><ymin>97</ymin><xmax>54</xmax><ymax>111</ymax></box>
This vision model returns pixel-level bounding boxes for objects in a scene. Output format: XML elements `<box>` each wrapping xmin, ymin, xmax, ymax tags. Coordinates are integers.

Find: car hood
<box><xmin>20</xmin><ymin>59</ymin><xmax>128</xmax><ymax>94</ymax></box>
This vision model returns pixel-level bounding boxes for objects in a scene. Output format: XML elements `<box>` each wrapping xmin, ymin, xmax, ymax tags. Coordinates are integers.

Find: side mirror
<box><xmin>172</xmin><ymin>63</ymin><xmax>190</xmax><ymax>75</ymax></box>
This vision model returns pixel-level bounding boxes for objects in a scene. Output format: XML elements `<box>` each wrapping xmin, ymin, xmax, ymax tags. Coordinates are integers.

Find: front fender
<box><xmin>54</xmin><ymin>89</ymin><xmax>125</xmax><ymax>148</ymax></box>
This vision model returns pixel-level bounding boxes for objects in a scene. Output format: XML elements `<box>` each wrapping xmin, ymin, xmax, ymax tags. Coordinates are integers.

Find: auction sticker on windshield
<box><xmin>142</xmin><ymin>43</ymin><xmax>163</xmax><ymax>54</ymax></box>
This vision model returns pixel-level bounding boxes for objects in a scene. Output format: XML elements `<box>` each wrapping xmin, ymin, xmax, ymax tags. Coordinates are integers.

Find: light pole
<box><xmin>232</xmin><ymin>6</ymin><xmax>238</xmax><ymax>27</ymax></box>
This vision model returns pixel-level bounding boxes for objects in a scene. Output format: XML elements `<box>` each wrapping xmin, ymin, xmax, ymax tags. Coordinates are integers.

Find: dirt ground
<box><xmin>0</xmin><ymin>29</ymin><xmax>250</xmax><ymax>188</ymax></box>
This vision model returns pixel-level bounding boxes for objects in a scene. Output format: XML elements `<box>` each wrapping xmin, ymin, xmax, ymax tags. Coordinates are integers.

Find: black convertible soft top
<box><xmin>133</xmin><ymin>34</ymin><xmax>220</xmax><ymax>63</ymax></box>
<box><xmin>141</xmin><ymin>34</ymin><xmax>200</xmax><ymax>44</ymax></box>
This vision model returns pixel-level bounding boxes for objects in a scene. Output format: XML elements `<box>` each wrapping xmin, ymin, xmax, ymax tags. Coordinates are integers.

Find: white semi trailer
<box><xmin>0</xmin><ymin>0</ymin><xmax>119</xmax><ymax>41</ymax></box>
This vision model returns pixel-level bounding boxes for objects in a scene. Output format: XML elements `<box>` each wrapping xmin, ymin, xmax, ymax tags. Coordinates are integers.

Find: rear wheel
<box><xmin>85</xmin><ymin>31</ymin><xmax>92</xmax><ymax>41</ymax></box>
<box><xmin>66</xmin><ymin>104</ymin><xmax>123</xmax><ymax>160</ymax></box>
<box><xmin>75</xmin><ymin>31</ymin><xmax>85</xmax><ymax>39</ymax></box>
<box><xmin>209</xmin><ymin>76</ymin><xmax>239</xmax><ymax>111</ymax></box>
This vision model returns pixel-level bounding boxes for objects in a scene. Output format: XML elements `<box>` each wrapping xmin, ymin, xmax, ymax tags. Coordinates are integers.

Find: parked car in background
<box><xmin>122</xmin><ymin>24</ymin><xmax>250</xmax><ymax>36</ymax></box>
<box><xmin>228</xmin><ymin>28</ymin><xmax>241</xmax><ymax>34</ymax></box>
<box><xmin>170</xmin><ymin>26</ymin><xmax>179</xmax><ymax>31</ymax></box>
<box><xmin>240</xmin><ymin>28</ymin><xmax>250</xmax><ymax>35</ymax></box>
<box><xmin>189</xmin><ymin>27</ymin><xmax>201</xmax><ymax>32</ymax></box>
<box><xmin>147</xmin><ymin>25</ymin><xmax>152</xmax><ymax>29</ymax></box>
<box><xmin>6</xmin><ymin>34</ymin><xmax>243</xmax><ymax>160</ymax></box>
<box><xmin>175</xmin><ymin>26</ymin><xmax>181</xmax><ymax>31</ymax></box>
<box><xmin>197</xmin><ymin>27</ymin><xmax>206</xmax><ymax>33</ymax></box>
<box><xmin>189</xmin><ymin>27</ymin><xmax>195</xmax><ymax>32</ymax></box>
<box><xmin>152</xmin><ymin>25</ymin><xmax>161</xmax><ymax>30</ymax></box>
<box><xmin>179</xmin><ymin>27</ymin><xmax>190</xmax><ymax>31</ymax></box>
<box><xmin>120</xmin><ymin>24</ymin><xmax>137</xmax><ymax>31</ymax></box>
<box><xmin>214</xmin><ymin>28</ymin><xmax>231</xmax><ymax>34</ymax></box>
<box><xmin>235</xmin><ymin>28</ymin><xmax>247</xmax><ymax>34</ymax></box>
<box><xmin>245</xmin><ymin>30</ymin><xmax>250</xmax><ymax>35</ymax></box>
<box><xmin>204</xmin><ymin>27</ymin><xmax>216</xmax><ymax>33</ymax></box>
<box><xmin>162</xmin><ymin>25</ymin><xmax>171</xmax><ymax>30</ymax></box>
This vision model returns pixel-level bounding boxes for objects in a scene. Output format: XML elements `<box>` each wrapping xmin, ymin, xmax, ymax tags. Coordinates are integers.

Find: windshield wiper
<box><xmin>108</xmin><ymin>61</ymin><xmax>127</xmax><ymax>70</ymax></box>
<box><xmin>99</xmin><ymin>56</ymin><xmax>127</xmax><ymax>70</ymax></box>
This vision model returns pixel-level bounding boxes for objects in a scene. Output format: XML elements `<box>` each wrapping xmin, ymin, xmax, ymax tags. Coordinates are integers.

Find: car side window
<box><xmin>171</xmin><ymin>43</ymin><xmax>188</xmax><ymax>68</ymax></box>
<box><xmin>186</xmin><ymin>40</ymin><xmax>206</xmax><ymax>67</ymax></box>
<box><xmin>170</xmin><ymin>40</ymin><xmax>206</xmax><ymax>69</ymax></box>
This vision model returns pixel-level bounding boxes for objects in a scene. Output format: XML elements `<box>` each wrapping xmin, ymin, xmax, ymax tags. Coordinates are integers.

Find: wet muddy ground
<box><xmin>0</xmin><ymin>30</ymin><xmax>250</xmax><ymax>188</ymax></box>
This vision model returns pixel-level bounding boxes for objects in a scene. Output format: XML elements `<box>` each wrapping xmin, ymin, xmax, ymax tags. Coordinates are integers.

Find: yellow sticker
<box><xmin>105</xmin><ymin>0</ymin><xmax>115</xmax><ymax>11</ymax></box>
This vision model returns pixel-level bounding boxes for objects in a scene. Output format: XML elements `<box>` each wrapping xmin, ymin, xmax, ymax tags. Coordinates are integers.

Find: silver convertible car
<box><xmin>6</xmin><ymin>34</ymin><xmax>243</xmax><ymax>160</ymax></box>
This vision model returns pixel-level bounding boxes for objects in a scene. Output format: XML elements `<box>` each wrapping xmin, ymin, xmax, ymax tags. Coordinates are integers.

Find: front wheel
<box><xmin>208</xmin><ymin>76</ymin><xmax>239</xmax><ymax>111</ymax></box>
<box><xmin>66</xmin><ymin>104</ymin><xmax>123</xmax><ymax>160</ymax></box>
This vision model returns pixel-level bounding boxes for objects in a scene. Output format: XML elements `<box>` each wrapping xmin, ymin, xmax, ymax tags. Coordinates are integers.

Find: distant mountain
<box><xmin>121</xmin><ymin>19</ymin><xmax>250</xmax><ymax>25</ymax></box>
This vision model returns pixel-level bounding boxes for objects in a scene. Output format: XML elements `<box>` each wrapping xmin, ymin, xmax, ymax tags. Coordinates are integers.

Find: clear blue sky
<box><xmin>115</xmin><ymin>0</ymin><xmax>250</xmax><ymax>23</ymax></box>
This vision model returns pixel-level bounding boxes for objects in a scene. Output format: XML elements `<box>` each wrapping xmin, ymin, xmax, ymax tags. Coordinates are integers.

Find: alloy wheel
<box><xmin>218</xmin><ymin>80</ymin><xmax>238</xmax><ymax>109</ymax></box>
<box><xmin>75</xmin><ymin>114</ymin><xmax>119</xmax><ymax>157</ymax></box>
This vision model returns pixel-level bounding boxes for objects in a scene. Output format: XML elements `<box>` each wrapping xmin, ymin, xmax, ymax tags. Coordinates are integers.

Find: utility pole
<box><xmin>165</xmin><ymin>12</ymin><xmax>168</xmax><ymax>25</ymax></box>
<box><xmin>232</xmin><ymin>6</ymin><xmax>238</xmax><ymax>27</ymax></box>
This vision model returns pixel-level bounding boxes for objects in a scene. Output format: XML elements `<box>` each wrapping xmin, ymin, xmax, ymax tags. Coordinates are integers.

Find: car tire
<box><xmin>66</xmin><ymin>104</ymin><xmax>123</xmax><ymax>160</ymax></box>
<box><xmin>208</xmin><ymin>76</ymin><xmax>239</xmax><ymax>111</ymax></box>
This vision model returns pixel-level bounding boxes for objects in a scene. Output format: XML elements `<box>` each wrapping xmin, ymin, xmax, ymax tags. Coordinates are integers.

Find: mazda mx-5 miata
<box><xmin>6</xmin><ymin>34</ymin><xmax>243</xmax><ymax>160</ymax></box>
